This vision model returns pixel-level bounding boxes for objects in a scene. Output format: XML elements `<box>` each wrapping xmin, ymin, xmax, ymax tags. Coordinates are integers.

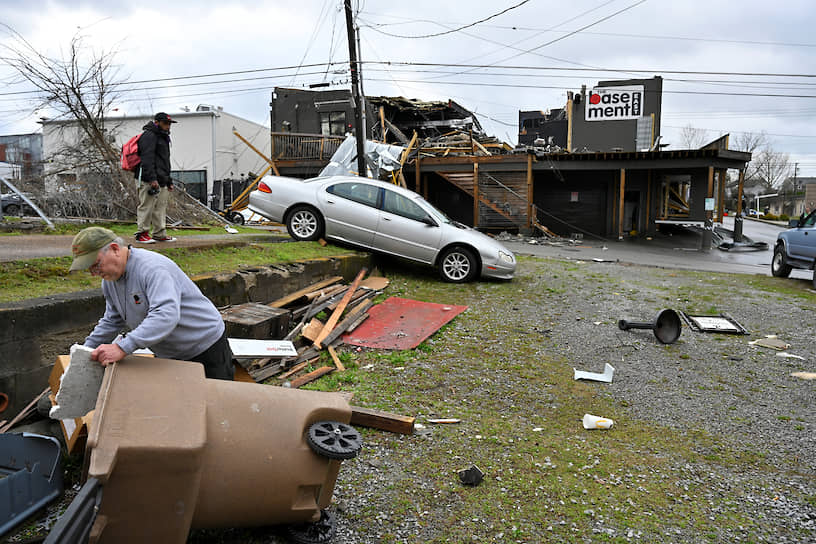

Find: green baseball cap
<box><xmin>69</xmin><ymin>227</ymin><xmax>117</xmax><ymax>271</ymax></box>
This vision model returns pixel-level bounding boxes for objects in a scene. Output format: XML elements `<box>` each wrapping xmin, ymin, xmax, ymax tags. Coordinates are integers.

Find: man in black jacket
<box><xmin>135</xmin><ymin>112</ymin><xmax>177</xmax><ymax>243</ymax></box>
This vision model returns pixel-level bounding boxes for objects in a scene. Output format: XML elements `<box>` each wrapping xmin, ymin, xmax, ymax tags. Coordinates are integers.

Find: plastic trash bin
<box><xmin>84</xmin><ymin>355</ymin><xmax>360</xmax><ymax>543</ymax></box>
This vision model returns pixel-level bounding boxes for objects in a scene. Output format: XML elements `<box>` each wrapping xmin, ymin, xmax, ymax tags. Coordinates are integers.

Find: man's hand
<box><xmin>167</xmin><ymin>184</ymin><xmax>173</xmax><ymax>192</ymax></box>
<box><xmin>91</xmin><ymin>344</ymin><xmax>126</xmax><ymax>366</ymax></box>
<box><xmin>150</xmin><ymin>180</ymin><xmax>159</xmax><ymax>190</ymax></box>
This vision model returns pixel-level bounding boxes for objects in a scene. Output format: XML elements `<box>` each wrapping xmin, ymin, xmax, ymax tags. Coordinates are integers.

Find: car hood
<box><xmin>439</xmin><ymin>221</ymin><xmax>514</xmax><ymax>256</ymax></box>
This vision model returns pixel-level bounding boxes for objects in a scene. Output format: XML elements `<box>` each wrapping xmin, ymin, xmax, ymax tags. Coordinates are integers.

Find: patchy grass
<box><xmin>0</xmin><ymin>242</ymin><xmax>358</xmax><ymax>303</ymax></box>
<box><xmin>0</xmin><ymin>221</ymin><xmax>262</xmax><ymax>237</ymax></box>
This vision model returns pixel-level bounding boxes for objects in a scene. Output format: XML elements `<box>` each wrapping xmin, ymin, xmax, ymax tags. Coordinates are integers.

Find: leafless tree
<box><xmin>750</xmin><ymin>148</ymin><xmax>791</xmax><ymax>191</ymax></box>
<box><xmin>731</xmin><ymin>131</ymin><xmax>768</xmax><ymax>154</ymax></box>
<box><xmin>677</xmin><ymin>123</ymin><xmax>710</xmax><ymax>149</ymax></box>
<box><xmin>0</xmin><ymin>25</ymin><xmax>137</xmax><ymax>216</ymax></box>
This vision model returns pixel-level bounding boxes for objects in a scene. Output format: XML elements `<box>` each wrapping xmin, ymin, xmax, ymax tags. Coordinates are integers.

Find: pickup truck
<box><xmin>771</xmin><ymin>210</ymin><xmax>816</xmax><ymax>287</ymax></box>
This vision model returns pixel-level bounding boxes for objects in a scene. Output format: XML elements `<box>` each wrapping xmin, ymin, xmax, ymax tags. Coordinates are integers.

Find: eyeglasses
<box><xmin>89</xmin><ymin>250</ymin><xmax>106</xmax><ymax>275</ymax></box>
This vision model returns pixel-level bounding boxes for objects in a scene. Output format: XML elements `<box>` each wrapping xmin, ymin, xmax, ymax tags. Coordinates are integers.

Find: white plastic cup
<box><xmin>583</xmin><ymin>413</ymin><xmax>614</xmax><ymax>430</ymax></box>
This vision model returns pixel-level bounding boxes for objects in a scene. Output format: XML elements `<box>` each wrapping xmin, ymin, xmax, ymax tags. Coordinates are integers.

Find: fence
<box><xmin>270</xmin><ymin>133</ymin><xmax>345</xmax><ymax>161</ymax></box>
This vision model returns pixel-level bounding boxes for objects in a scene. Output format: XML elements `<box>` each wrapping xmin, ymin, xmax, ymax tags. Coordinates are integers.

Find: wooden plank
<box><xmin>290</xmin><ymin>366</ymin><xmax>334</xmax><ymax>388</ymax></box>
<box><xmin>321</xmin><ymin>300</ymin><xmax>373</xmax><ymax>345</ymax></box>
<box><xmin>267</xmin><ymin>276</ymin><xmax>343</xmax><ymax>308</ymax></box>
<box><xmin>304</xmin><ymin>283</ymin><xmax>347</xmax><ymax>302</ymax></box>
<box><xmin>327</xmin><ymin>346</ymin><xmax>345</xmax><ymax>371</ymax></box>
<box><xmin>350</xmin><ymin>406</ymin><xmax>415</xmax><ymax>435</ymax></box>
<box><xmin>302</xmin><ymin>318</ymin><xmax>325</xmax><ymax>342</ymax></box>
<box><xmin>279</xmin><ymin>360</ymin><xmax>312</xmax><ymax>380</ymax></box>
<box><xmin>0</xmin><ymin>387</ymin><xmax>50</xmax><ymax>433</ymax></box>
<box><xmin>250</xmin><ymin>362</ymin><xmax>286</xmax><ymax>382</ymax></box>
<box><xmin>313</xmin><ymin>268</ymin><xmax>367</xmax><ymax>349</ymax></box>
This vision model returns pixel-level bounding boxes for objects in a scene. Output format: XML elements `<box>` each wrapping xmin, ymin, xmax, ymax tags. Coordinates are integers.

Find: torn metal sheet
<box><xmin>680</xmin><ymin>312</ymin><xmax>748</xmax><ymax>335</ymax></box>
<box><xmin>228</xmin><ymin>338</ymin><xmax>297</xmax><ymax>358</ymax></box>
<box><xmin>50</xmin><ymin>344</ymin><xmax>104</xmax><ymax>420</ymax></box>
<box><xmin>319</xmin><ymin>135</ymin><xmax>405</xmax><ymax>179</ymax></box>
<box><xmin>342</xmin><ymin>297</ymin><xmax>468</xmax><ymax>350</ymax></box>
<box><xmin>574</xmin><ymin>363</ymin><xmax>615</xmax><ymax>383</ymax></box>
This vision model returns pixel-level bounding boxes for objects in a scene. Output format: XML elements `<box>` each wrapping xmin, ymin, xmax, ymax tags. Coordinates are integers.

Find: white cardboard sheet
<box><xmin>228</xmin><ymin>338</ymin><xmax>297</xmax><ymax>358</ymax></box>
<box><xmin>573</xmin><ymin>363</ymin><xmax>615</xmax><ymax>383</ymax></box>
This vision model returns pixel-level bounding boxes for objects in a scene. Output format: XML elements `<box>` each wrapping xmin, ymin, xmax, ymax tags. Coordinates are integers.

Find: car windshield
<box><xmin>803</xmin><ymin>210</ymin><xmax>816</xmax><ymax>227</ymax></box>
<box><xmin>414</xmin><ymin>195</ymin><xmax>451</xmax><ymax>224</ymax></box>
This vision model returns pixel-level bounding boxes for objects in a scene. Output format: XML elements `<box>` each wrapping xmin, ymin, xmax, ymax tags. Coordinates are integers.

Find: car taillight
<box><xmin>258</xmin><ymin>182</ymin><xmax>272</xmax><ymax>194</ymax></box>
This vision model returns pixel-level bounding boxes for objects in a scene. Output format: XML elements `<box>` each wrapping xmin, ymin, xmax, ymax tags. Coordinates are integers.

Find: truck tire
<box><xmin>771</xmin><ymin>245</ymin><xmax>792</xmax><ymax>278</ymax></box>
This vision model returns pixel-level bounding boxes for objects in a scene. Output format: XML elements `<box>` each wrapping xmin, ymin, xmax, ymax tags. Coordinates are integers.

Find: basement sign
<box><xmin>585</xmin><ymin>85</ymin><xmax>644</xmax><ymax>121</ymax></box>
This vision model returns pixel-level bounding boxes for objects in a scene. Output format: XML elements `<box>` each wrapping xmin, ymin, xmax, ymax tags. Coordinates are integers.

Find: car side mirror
<box><xmin>421</xmin><ymin>216</ymin><xmax>438</xmax><ymax>227</ymax></box>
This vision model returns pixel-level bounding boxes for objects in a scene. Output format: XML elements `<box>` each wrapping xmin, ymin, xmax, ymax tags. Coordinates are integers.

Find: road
<box><xmin>503</xmin><ymin>217</ymin><xmax>814</xmax><ymax>281</ymax></box>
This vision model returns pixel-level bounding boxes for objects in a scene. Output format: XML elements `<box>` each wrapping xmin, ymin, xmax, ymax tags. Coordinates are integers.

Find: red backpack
<box><xmin>120</xmin><ymin>133</ymin><xmax>142</xmax><ymax>171</ymax></box>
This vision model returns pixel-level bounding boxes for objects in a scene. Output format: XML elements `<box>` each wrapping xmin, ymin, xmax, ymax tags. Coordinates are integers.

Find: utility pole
<box><xmin>344</xmin><ymin>0</ymin><xmax>367</xmax><ymax>177</ymax></box>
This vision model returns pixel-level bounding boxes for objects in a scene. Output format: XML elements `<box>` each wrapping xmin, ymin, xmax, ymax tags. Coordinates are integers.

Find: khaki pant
<box><xmin>136</xmin><ymin>183</ymin><xmax>170</xmax><ymax>238</ymax></box>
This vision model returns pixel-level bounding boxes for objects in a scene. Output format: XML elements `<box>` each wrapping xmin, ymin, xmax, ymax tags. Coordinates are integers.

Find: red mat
<box><xmin>342</xmin><ymin>296</ymin><xmax>468</xmax><ymax>350</ymax></box>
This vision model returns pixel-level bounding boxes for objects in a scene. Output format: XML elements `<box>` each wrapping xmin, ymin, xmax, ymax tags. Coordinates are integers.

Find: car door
<box><xmin>317</xmin><ymin>181</ymin><xmax>381</xmax><ymax>247</ymax></box>
<box><xmin>373</xmin><ymin>188</ymin><xmax>442</xmax><ymax>263</ymax></box>
<box><xmin>787</xmin><ymin>210</ymin><xmax>816</xmax><ymax>260</ymax></box>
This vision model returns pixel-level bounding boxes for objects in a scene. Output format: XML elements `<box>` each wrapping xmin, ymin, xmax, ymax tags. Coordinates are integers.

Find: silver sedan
<box><xmin>248</xmin><ymin>175</ymin><xmax>516</xmax><ymax>282</ymax></box>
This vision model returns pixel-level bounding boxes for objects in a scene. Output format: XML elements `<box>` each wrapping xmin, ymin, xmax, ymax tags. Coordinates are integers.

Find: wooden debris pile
<box><xmin>416</xmin><ymin>130</ymin><xmax>513</xmax><ymax>158</ymax></box>
<box><xmin>222</xmin><ymin>268</ymin><xmax>389</xmax><ymax>387</ymax></box>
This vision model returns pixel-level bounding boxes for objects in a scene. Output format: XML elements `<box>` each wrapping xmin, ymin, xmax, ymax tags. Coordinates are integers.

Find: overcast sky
<box><xmin>2</xmin><ymin>0</ymin><xmax>815</xmax><ymax>175</ymax></box>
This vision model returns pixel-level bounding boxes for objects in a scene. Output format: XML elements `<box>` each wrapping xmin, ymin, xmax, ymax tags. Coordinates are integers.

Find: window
<box><xmin>171</xmin><ymin>170</ymin><xmax>207</xmax><ymax>204</ymax></box>
<box><xmin>320</xmin><ymin>111</ymin><xmax>347</xmax><ymax>136</ymax></box>
<box><xmin>382</xmin><ymin>190</ymin><xmax>429</xmax><ymax>222</ymax></box>
<box><xmin>327</xmin><ymin>182</ymin><xmax>380</xmax><ymax>207</ymax></box>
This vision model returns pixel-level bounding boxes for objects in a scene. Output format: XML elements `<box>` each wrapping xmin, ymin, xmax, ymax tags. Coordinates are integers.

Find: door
<box><xmin>787</xmin><ymin>210</ymin><xmax>816</xmax><ymax>260</ymax></box>
<box><xmin>318</xmin><ymin>181</ymin><xmax>381</xmax><ymax>247</ymax></box>
<box><xmin>374</xmin><ymin>188</ymin><xmax>441</xmax><ymax>263</ymax></box>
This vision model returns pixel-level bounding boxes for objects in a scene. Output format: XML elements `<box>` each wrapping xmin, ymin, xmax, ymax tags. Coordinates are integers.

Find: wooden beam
<box><xmin>350</xmin><ymin>405</ymin><xmax>415</xmax><ymax>435</ymax></box>
<box><xmin>707</xmin><ymin>166</ymin><xmax>715</xmax><ymax>222</ymax></box>
<box><xmin>267</xmin><ymin>276</ymin><xmax>343</xmax><ymax>308</ymax></box>
<box><xmin>415</xmin><ymin>149</ymin><xmax>421</xmax><ymax>192</ymax></box>
<box><xmin>290</xmin><ymin>366</ymin><xmax>334</xmax><ymax>388</ymax></box>
<box><xmin>717</xmin><ymin>169</ymin><xmax>726</xmax><ymax>222</ymax></box>
<box><xmin>645</xmin><ymin>169</ymin><xmax>652</xmax><ymax>228</ymax></box>
<box><xmin>473</xmin><ymin>162</ymin><xmax>479</xmax><ymax>228</ymax></box>
<box><xmin>279</xmin><ymin>360</ymin><xmax>312</xmax><ymax>380</ymax></box>
<box><xmin>233</xmin><ymin>130</ymin><xmax>280</xmax><ymax>176</ymax></box>
<box><xmin>618</xmin><ymin>169</ymin><xmax>626</xmax><ymax>239</ymax></box>
<box><xmin>327</xmin><ymin>346</ymin><xmax>345</xmax><ymax>371</ymax></box>
<box><xmin>313</xmin><ymin>268</ymin><xmax>367</xmax><ymax>349</ymax></box>
<box><xmin>526</xmin><ymin>154</ymin><xmax>533</xmax><ymax>228</ymax></box>
<box><xmin>736</xmin><ymin>169</ymin><xmax>745</xmax><ymax>215</ymax></box>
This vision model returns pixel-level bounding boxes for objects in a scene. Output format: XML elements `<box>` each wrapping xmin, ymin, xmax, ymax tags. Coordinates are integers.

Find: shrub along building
<box><xmin>267</xmin><ymin>79</ymin><xmax>752</xmax><ymax>247</ymax></box>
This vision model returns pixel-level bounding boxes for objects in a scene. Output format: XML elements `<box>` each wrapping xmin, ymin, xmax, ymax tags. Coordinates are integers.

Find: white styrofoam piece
<box><xmin>228</xmin><ymin>338</ymin><xmax>297</xmax><ymax>358</ymax></box>
<box><xmin>574</xmin><ymin>363</ymin><xmax>615</xmax><ymax>383</ymax></box>
<box><xmin>50</xmin><ymin>344</ymin><xmax>105</xmax><ymax>420</ymax></box>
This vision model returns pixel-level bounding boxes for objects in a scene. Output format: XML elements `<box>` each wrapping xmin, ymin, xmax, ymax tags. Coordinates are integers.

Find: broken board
<box><xmin>342</xmin><ymin>297</ymin><xmax>468</xmax><ymax>350</ymax></box>
<box><xmin>228</xmin><ymin>338</ymin><xmax>297</xmax><ymax>358</ymax></box>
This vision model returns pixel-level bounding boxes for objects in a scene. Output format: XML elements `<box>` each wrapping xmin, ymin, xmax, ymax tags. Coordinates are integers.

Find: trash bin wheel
<box><xmin>306</xmin><ymin>421</ymin><xmax>362</xmax><ymax>460</ymax></box>
<box><xmin>285</xmin><ymin>509</ymin><xmax>336</xmax><ymax>544</ymax></box>
<box><xmin>229</xmin><ymin>211</ymin><xmax>245</xmax><ymax>225</ymax></box>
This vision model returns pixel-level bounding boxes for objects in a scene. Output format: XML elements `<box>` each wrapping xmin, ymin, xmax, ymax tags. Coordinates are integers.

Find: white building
<box><xmin>41</xmin><ymin>106</ymin><xmax>271</xmax><ymax>205</ymax></box>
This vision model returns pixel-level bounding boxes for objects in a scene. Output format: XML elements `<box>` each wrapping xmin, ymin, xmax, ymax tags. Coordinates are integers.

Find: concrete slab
<box><xmin>49</xmin><ymin>345</ymin><xmax>104</xmax><ymax>420</ymax></box>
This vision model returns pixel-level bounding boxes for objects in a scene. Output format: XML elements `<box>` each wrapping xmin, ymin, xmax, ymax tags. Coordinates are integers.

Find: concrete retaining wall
<box><xmin>0</xmin><ymin>254</ymin><xmax>370</xmax><ymax>417</ymax></box>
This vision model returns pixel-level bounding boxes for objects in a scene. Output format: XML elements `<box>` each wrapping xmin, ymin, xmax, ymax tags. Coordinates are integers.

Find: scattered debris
<box><xmin>227</xmin><ymin>339</ymin><xmax>297</xmax><ymax>358</ymax></box>
<box><xmin>0</xmin><ymin>432</ymin><xmax>63</xmax><ymax>536</ymax></box>
<box><xmin>790</xmin><ymin>371</ymin><xmax>816</xmax><ymax>380</ymax></box>
<box><xmin>680</xmin><ymin>312</ymin><xmax>748</xmax><ymax>335</ymax></box>
<box><xmin>618</xmin><ymin>308</ymin><xmax>682</xmax><ymax>344</ymax></box>
<box><xmin>0</xmin><ymin>387</ymin><xmax>50</xmax><ymax>434</ymax></box>
<box><xmin>574</xmin><ymin>363</ymin><xmax>615</xmax><ymax>383</ymax></box>
<box><xmin>749</xmin><ymin>336</ymin><xmax>790</xmax><ymax>351</ymax></box>
<box><xmin>777</xmin><ymin>352</ymin><xmax>805</xmax><ymax>361</ymax></box>
<box><xmin>349</xmin><ymin>406</ymin><xmax>415</xmax><ymax>435</ymax></box>
<box><xmin>458</xmin><ymin>465</ymin><xmax>484</xmax><ymax>486</ymax></box>
<box><xmin>583</xmin><ymin>413</ymin><xmax>614</xmax><ymax>430</ymax></box>
<box><xmin>427</xmin><ymin>418</ymin><xmax>461</xmax><ymax>424</ymax></box>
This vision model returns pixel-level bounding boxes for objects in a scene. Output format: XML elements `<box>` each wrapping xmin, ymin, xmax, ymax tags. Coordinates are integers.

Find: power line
<box><xmin>362</xmin><ymin>0</ymin><xmax>531</xmax><ymax>39</ymax></box>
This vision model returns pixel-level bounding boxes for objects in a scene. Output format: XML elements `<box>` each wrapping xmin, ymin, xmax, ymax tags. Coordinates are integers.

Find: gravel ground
<box><xmin>323</xmin><ymin>258</ymin><xmax>816</xmax><ymax>544</ymax></box>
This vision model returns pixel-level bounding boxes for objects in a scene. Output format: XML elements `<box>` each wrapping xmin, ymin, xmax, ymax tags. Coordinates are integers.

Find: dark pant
<box><xmin>191</xmin><ymin>330</ymin><xmax>234</xmax><ymax>380</ymax></box>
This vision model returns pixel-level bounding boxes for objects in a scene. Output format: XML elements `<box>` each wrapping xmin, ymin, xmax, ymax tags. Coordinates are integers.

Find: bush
<box><xmin>780</xmin><ymin>214</ymin><xmax>789</xmax><ymax>221</ymax></box>
<box><xmin>764</xmin><ymin>213</ymin><xmax>779</xmax><ymax>221</ymax></box>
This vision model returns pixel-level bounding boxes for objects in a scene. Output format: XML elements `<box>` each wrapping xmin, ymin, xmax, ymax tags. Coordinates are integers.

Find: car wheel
<box><xmin>306</xmin><ymin>421</ymin><xmax>363</xmax><ymax>460</ymax></box>
<box><xmin>439</xmin><ymin>246</ymin><xmax>478</xmax><ymax>283</ymax></box>
<box><xmin>228</xmin><ymin>211</ymin><xmax>245</xmax><ymax>225</ymax></box>
<box><xmin>286</xmin><ymin>205</ymin><xmax>324</xmax><ymax>241</ymax></box>
<box><xmin>771</xmin><ymin>245</ymin><xmax>792</xmax><ymax>278</ymax></box>
<box><xmin>3</xmin><ymin>204</ymin><xmax>20</xmax><ymax>216</ymax></box>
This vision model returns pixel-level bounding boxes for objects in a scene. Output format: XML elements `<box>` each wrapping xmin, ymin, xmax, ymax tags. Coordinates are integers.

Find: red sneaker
<box><xmin>135</xmin><ymin>232</ymin><xmax>156</xmax><ymax>244</ymax></box>
<box><xmin>153</xmin><ymin>235</ymin><xmax>177</xmax><ymax>242</ymax></box>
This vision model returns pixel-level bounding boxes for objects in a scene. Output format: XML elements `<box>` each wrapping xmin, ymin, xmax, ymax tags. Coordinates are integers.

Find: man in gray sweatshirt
<box><xmin>69</xmin><ymin>227</ymin><xmax>233</xmax><ymax>380</ymax></box>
